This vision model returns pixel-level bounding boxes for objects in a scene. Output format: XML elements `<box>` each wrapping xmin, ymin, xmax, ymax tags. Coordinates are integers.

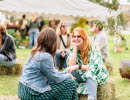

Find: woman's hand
<box><xmin>71</xmin><ymin>39</ymin><xmax>79</xmax><ymax>46</ymax></box>
<box><xmin>82</xmin><ymin>65</ymin><xmax>89</xmax><ymax>71</ymax></box>
<box><xmin>71</xmin><ymin>76</ymin><xmax>76</xmax><ymax>80</ymax></box>
<box><xmin>66</xmin><ymin>65</ymin><xmax>79</xmax><ymax>73</ymax></box>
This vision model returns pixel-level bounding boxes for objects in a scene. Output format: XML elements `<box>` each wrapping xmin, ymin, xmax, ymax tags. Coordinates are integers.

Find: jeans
<box><xmin>71</xmin><ymin>71</ymin><xmax>97</xmax><ymax>100</ymax></box>
<box><xmin>29</xmin><ymin>29</ymin><xmax>39</xmax><ymax>48</ymax></box>
<box><xmin>0</xmin><ymin>54</ymin><xmax>16</xmax><ymax>67</ymax></box>
<box><xmin>55</xmin><ymin>51</ymin><xmax>68</xmax><ymax>70</ymax></box>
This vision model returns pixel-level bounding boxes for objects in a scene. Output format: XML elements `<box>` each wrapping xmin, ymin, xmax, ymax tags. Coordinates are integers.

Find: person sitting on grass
<box><xmin>18</xmin><ymin>27</ymin><xmax>78</xmax><ymax>100</ymax></box>
<box><xmin>0</xmin><ymin>24</ymin><xmax>16</xmax><ymax>67</ymax></box>
<box><xmin>66</xmin><ymin>28</ymin><xmax>109</xmax><ymax>100</ymax></box>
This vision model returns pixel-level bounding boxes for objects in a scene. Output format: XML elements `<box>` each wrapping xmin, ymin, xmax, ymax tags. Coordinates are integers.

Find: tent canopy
<box><xmin>0</xmin><ymin>0</ymin><xmax>117</xmax><ymax>18</ymax></box>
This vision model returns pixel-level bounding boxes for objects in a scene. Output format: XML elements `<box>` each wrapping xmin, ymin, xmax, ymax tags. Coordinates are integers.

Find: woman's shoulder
<box><xmin>3</xmin><ymin>34</ymin><xmax>13</xmax><ymax>41</ymax></box>
<box><xmin>90</xmin><ymin>44</ymin><xmax>100</xmax><ymax>52</ymax></box>
<box><xmin>34</xmin><ymin>52</ymin><xmax>53</xmax><ymax>61</ymax></box>
<box><xmin>5</xmin><ymin>34</ymin><xmax>13</xmax><ymax>38</ymax></box>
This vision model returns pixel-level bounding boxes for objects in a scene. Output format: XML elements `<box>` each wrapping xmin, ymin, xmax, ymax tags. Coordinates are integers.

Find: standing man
<box><xmin>19</xmin><ymin>15</ymin><xmax>27</xmax><ymax>40</ymax></box>
<box><xmin>92</xmin><ymin>22</ymin><xmax>108</xmax><ymax>62</ymax></box>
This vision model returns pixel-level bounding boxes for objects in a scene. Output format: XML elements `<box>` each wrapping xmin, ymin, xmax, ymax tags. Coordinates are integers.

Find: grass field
<box><xmin>0</xmin><ymin>34</ymin><xmax>130</xmax><ymax>100</ymax></box>
<box><xmin>108</xmin><ymin>34</ymin><xmax>130</xmax><ymax>100</ymax></box>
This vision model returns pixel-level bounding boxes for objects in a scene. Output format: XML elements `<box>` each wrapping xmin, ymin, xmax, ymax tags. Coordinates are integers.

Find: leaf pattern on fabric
<box><xmin>67</xmin><ymin>44</ymin><xmax>109</xmax><ymax>94</ymax></box>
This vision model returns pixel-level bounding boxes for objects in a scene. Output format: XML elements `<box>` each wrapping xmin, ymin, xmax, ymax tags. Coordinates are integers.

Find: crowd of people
<box><xmin>5</xmin><ymin>14</ymin><xmax>60</xmax><ymax>48</ymax></box>
<box><xmin>0</xmin><ymin>17</ymin><xmax>109</xmax><ymax>100</ymax></box>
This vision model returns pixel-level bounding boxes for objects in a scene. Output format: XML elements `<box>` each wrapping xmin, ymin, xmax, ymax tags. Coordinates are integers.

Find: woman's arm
<box><xmin>67</xmin><ymin>46</ymin><xmax>78</xmax><ymax>66</ymax></box>
<box><xmin>66</xmin><ymin>65</ymin><xmax>89</xmax><ymax>73</ymax></box>
<box><xmin>40</xmin><ymin>54</ymin><xmax>72</xmax><ymax>83</ymax></box>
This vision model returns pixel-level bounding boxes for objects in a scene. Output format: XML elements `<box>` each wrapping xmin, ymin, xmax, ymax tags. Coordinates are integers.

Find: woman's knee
<box><xmin>86</xmin><ymin>78</ymin><xmax>97</xmax><ymax>86</ymax></box>
<box><xmin>64</xmin><ymin>79</ymin><xmax>76</xmax><ymax>86</ymax></box>
<box><xmin>0</xmin><ymin>54</ymin><xmax>7</xmax><ymax>61</ymax></box>
<box><xmin>56</xmin><ymin>51</ymin><xmax>61</xmax><ymax>57</ymax></box>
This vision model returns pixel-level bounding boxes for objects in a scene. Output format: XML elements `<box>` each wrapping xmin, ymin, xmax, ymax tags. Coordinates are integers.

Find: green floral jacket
<box><xmin>67</xmin><ymin>45</ymin><xmax>109</xmax><ymax>94</ymax></box>
<box><xmin>67</xmin><ymin>44</ymin><xmax>109</xmax><ymax>85</ymax></box>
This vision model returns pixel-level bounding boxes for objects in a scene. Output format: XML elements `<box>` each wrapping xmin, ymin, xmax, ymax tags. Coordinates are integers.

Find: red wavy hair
<box><xmin>72</xmin><ymin>27</ymin><xmax>91</xmax><ymax>64</ymax></box>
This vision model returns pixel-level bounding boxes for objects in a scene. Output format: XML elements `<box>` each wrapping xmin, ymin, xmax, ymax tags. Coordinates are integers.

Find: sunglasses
<box><xmin>61</xmin><ymin>25</ymin><xmax>67</xmax><ymax>28</ymax></box>
<box><xmin>72</xmin><ymin>35</ymin><xmax>81</xmax><ymax>38</ymax></box>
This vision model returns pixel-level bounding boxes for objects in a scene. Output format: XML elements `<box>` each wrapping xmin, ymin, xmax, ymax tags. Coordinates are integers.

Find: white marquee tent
<box><xmin>0</xmin><ymin>0</ymin><xmax>117</xmax><ymax>18</ymax></box>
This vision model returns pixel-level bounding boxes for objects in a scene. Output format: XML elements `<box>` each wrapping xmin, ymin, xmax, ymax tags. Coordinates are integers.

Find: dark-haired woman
<box><xmin>18</xmin><ymin>27</ymin><xmax>78</xmax><ymax>100</ymax></box>
<box><xmin>0</xmin><ymin>24</ymin><xmax>16</xmax><ymax>66</ymax></box>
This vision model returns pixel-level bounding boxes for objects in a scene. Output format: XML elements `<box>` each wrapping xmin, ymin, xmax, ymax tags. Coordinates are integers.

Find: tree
<box><xmin>88</xmin><ymin>0</ymin><xmax>119</xmax><ymax>10</ymax></box>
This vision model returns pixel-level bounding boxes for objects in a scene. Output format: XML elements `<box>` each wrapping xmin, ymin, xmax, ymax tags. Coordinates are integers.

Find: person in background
<box><xmin>66</xmin><ymin>28</ymin><xmax>108</xmax><ymax>100</ymax></box>
<box><xmin>19</xmin><ymin>15</ymin><xmax>27</xmax><ymax>40</ymax></box>
<box><xmin>38</xmin><ymin>16</ymin><xmax>45</xmax><ymax>32</ymax></box>
<box><xmin>28</xmin><ymin>14</ymin><xmax>40</xmax><ymax>48</ymax></box>
<box><xmin>56</xmin><ymin>21</ymin><xmax>71</xmax><ymax>70</ymax></box>
<box><xmin>0</xmin><ymin>24</ymin><xmax>16</xmax><ymax>66</ymax></box>
<box><xmin>92</xmin><ymin>22</ymin><xmax>108</xmax><ymax>62</ymax></box>
<box><xmin>18</xmin><ymin>27</ymin><xmax>77</xmax><ymax>100</ymax></box>
<box><xmin>48</xmin><ymin>19</ymin><xmax>60</xmax><ymax>31</ymax></box>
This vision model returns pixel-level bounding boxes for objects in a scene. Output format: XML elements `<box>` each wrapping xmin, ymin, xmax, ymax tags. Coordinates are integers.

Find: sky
<box><xmin>118</xmin><ymin>0</ymin><xmax>129</xmax><ymax>5</ymax></box>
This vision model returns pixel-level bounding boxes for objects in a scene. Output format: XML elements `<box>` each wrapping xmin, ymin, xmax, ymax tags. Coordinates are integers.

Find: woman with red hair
<box><xmin>66</xmin><ymin>28</ymin><xmax>108</xmax><ymax>100</ymax></box>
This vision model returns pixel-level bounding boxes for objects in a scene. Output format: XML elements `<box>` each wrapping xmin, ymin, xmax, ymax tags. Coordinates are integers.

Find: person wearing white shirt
<box><xmin>92</xmin><ymin>23</ymin><xmax>108</xmax><ymax>62</ymax></box>
<box><xmin>19</xmin><ymin>15</ymin><xmax>27</xmax><ymax>40</ymax></box>
<box><xmin>56</xmin><ymin>21</ymin><xmax>71</xmax><ymax>70</ymax></box>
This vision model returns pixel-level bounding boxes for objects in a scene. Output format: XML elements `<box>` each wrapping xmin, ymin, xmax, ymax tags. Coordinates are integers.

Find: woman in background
<box><xmin>0</xmin><ymin>24</ymin><xmax>16</xmax><ymax>66</ymax></box>
<box><xmin>55</xmin><ymin>21</ymin><xmax>71</xmax><ymax>70</ymax></box>
<box><xmin>28</xmin><ymin>14</ymin><xmax>40</xmax><ymax>48</ymax></box>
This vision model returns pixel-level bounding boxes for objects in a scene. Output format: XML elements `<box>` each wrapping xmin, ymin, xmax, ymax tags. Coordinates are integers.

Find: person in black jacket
<box><xmin>0</xmin><ymin>24</ymin><xmax>16</xmax><ymax>66</ymax></box>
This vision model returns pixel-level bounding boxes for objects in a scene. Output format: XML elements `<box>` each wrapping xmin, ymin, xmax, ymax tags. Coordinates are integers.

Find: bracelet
<box><xmin>79</xmin><ymin>65</ymin><xmax>82</xmax><ymax>69</ymax></box>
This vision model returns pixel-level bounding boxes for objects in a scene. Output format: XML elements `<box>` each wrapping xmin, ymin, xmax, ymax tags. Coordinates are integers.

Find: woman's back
<box><xmin>20</xmin><ymin>52</ymin><xmax>71</xmax><ymax>93</ymax></box>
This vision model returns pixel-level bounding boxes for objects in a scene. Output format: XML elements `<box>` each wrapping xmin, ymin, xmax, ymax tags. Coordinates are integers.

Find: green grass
<box><xmin>108</xmin><ymin>34</ymin><xmax>130</xmax><ymax>100</ymax></box>
<box><xmin>0</xmin><ymin>75</ymin><xmax>19</xmax><ymax>95</ymax></box>
<box><xmin>0</xmin><ymin>49</ymin><xmax>31</xmax><ymax>95</ymax></box>
<box><xmin>16</xmin><ymin>49</ymin><xmax>31</xmax><ymax>64</ymax></box>
<box><xmin>0</xmin><ymin>34</ymin><xmax>130</xmax><ymax>99</ymax></box>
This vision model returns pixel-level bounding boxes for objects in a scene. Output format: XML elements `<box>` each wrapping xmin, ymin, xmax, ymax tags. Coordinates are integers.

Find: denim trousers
<box><xmin>29</xmin><ymin>29</ymin><xmax>39</xmax><ymax>48</ymax></box>
<box><xmin>0</xmin><ymin>54</ymin><xmax>16</xmax><ymax>67</ymax></box>
<box><xmin>72</xmin><ymin>71</ymin><xmax>97</xmax><ymax>100</ymax></box>
<box><xmin>55</xmin><ymin>51</ymin><xmax>68</xmax><ymax>70</ymax></box>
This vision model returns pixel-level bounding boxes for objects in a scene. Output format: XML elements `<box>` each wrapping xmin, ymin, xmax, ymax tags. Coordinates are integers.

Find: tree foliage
<box><xmin>70</xmin><ymin>17</ymin><xmax>87</xmax><ymax>32</ymax></box>
<box><xmin>106</xmin><ymin>13</ymin><xmax>127</xmax><ymax>35</ymax></box>
<box><xmin>88</xmin><ymin>0</ymin><xmax>119</xmax><ymax>10</ymax></box>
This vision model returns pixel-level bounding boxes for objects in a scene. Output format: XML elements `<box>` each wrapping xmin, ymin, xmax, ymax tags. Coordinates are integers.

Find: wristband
<box><xmin>79</xmin><ymin>65</ymin><xmax>82</xmax><ymax>69</ymax></box>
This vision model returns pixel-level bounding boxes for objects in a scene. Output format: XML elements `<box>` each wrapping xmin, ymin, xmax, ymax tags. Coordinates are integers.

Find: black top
<box><xmin>0</xmin><ymin>34</ymin><xmax>16</xmax><ymax>61</ymax></box>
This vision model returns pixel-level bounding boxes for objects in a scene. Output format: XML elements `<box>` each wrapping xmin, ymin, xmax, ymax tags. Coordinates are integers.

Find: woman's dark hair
<box><xmin>30</xmin><ymin>27</ymin><xmax>57</xmax><ymax>60</ymax></box>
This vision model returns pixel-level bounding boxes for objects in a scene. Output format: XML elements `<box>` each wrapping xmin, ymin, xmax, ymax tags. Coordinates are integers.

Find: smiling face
<box><xmin>72</xmin><ymin>31</ymin><xmax>84</xmax><ymax>48</ymax></box>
